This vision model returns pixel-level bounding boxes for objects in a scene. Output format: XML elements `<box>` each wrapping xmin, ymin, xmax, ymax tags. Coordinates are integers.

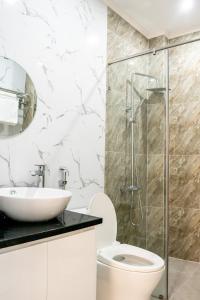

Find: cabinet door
<box><xmin>47</xmin><ymin>229</ymin><xmax>96</xmax><ymax>300</ymax></box>
<box><xmin>0</xmin><ymin>243</ymin><xmax>47</xmax><ymax>300</ymax></box>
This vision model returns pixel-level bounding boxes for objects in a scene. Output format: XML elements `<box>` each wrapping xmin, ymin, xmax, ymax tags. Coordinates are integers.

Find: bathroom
<box><xmin>0</xmin><ymin>0</ymin><xmax>199</xmax><ymax>299</ymax></box>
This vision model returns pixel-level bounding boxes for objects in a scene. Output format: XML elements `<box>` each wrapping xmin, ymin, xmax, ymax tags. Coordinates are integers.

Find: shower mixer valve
<box><xmin>120</xmin><ymin>185</ymin><xmax>142</xmax><ymax>193</ymax></box>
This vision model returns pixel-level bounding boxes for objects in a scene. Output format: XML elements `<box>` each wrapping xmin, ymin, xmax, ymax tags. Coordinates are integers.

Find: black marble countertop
<box><xmin>0</xmin><ymin>210</ymin><xmax>102</xmax><ymax>249</ymax></box>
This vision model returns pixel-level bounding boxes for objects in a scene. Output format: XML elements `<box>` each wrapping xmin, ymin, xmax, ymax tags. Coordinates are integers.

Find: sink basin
<box><xmin>0</xmin><ymin>187</ymin><xmax>72</xmax><ymax>222</ymax></box>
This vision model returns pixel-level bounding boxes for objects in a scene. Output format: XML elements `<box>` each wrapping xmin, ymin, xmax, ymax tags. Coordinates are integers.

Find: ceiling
<box><xmin>104</xmin><ymin>0</ymin><xmax>200</xmax><ymax>38</ymax></box>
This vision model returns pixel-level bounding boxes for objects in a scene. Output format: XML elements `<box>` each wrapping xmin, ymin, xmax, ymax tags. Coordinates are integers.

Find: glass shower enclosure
<box><xmin>105</xmin><ymin>49</ymin><xmax>169</xmax><ymax>299</ymax></box>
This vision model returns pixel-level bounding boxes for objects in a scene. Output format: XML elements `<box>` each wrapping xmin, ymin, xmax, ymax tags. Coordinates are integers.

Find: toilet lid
<box><xmin>88</xmin><ymin>193</ymin><xmax>117</xmax><ymax>250</ymax></box>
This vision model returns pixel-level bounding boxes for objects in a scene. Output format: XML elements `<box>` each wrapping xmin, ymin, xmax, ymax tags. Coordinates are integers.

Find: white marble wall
<box><xmin>0</xmin><ymin>0</ymin><xmax>107</xmax><ymax>208</ymax></box>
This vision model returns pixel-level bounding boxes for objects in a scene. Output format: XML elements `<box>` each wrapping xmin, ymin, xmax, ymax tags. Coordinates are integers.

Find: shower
<box><xmin>106</xmin><ymin>48</ymin><xmax>168</xmax><ymax>299</ymax></box>
<box><xmin>123</xmin><ymin>72</ymin><xmax>166</xmax><ymax>230</ymax></box>
<box><xmin>127</xmin><ymin>72</ymin><xmax>166</xmax><ymax>123</ymax></box>
<box><xmin>106</xmin><ymin>8</ymin><xmax>200</xmax><ymax>300</ymax></box>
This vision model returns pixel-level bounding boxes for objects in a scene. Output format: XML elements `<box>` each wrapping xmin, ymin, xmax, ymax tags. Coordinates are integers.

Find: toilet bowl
<box><xmin>97</xmin><ymin>244</ymin><xmax>164</xmax><ymax>300</ymax></box>
<box><xmin>74</xmin><ymin>193</ymin><xmax>165</xmax><ymax>300</ymax></box>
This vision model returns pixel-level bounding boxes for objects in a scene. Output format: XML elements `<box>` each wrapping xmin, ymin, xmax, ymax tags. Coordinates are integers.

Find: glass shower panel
<box><xmin>105</xmin><ymin>55</ymin><xmax>149</xmax><ymax>246</ymax></box>
<box><xmin>106</xmin><ymin>49</ymin><xmax>168</xmax><ymax>299</ymax></box>
<box><xmin>168</xmin><ymin>40</ymin><xmax>200</xmax><ymax>300</ymax></box>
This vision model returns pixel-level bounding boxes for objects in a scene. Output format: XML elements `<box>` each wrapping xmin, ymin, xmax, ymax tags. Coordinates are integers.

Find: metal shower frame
<box><xmin>108</xmin><ymin>37</ymin><xmax>200</xmax><ymax>66</ymax></box>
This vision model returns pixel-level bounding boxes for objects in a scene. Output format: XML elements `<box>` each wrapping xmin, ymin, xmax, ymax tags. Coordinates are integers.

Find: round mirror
<box><xmin>0</xmin><ymin>57</ymin><xmax>37</xmax><ymax>137</ymax></box>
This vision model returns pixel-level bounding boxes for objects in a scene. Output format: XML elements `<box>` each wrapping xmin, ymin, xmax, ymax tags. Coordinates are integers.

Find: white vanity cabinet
<box><xmin>47</xmin><ymin>229</ymin><xmax>96</xmax><ymax>300</ymax></box>
<box><xmin>0</xmin><ymin>228</ymin><xmax>97</xmax><ymax>300</ymax></box>
<box><xmin>0</xmin><ymin>243</ymin><xmax>47</xmax><ymax>300</ymax></box>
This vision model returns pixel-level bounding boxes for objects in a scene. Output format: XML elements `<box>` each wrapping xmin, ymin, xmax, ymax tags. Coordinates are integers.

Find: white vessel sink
<box><xmin>0</xmin><ymin>187</ymin><xmax>72</xmax><ymax>222</ymax></box>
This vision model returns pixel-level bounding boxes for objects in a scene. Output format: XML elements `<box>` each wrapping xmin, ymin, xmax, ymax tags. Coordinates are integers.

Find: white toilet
<box><xmin>76</xmin><ymin>193</ymin><xmax>165</xmax><ymax>300</ymax></box>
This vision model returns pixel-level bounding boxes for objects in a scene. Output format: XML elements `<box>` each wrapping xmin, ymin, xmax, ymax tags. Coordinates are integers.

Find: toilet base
<box><xmin>97</xmin><ymin>261</ymin><xmax>164</xmax><ymax>300</ymax></box>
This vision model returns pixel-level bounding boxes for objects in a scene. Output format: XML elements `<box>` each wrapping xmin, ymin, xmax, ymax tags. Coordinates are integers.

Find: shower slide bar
<box><xmin>108</xmin><ymin>37</ymin><xmax>200</xmax><ymax>65</ymax></box>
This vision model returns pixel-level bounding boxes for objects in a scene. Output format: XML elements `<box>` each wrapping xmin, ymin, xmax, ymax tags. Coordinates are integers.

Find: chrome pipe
<box><xmin>164</xmin><ymin>49</ymin><xmax>170</xmax><ymax>300</ymax></box>
<box><xmin>134</xmin><ymin>72</ymin><xmax>158</xmax><ymax>81</ymax></box>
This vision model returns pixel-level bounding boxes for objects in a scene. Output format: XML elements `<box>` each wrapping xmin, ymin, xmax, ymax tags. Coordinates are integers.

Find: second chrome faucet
<box><xmin>59</xmin><ymin>167</ymin><xmax>69</xmax><ymax>190</ymax></box>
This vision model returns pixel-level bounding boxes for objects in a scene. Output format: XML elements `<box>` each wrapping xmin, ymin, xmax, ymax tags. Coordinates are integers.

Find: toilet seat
<box><xmin>98</xmin><ymin>244</ymin><xmax>165</xmax><ymax>273</ymax></box>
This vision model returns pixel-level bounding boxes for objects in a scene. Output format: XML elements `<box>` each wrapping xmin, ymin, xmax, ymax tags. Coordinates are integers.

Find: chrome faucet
<box><xmin>31</xmin><ymin>164</ymin><xmax>46</xmax><ymax>188</ymax></box>
<box><xmin>59</xmin><ymin>167</ymin><xmax>69</xmax><ymax>190</ymax></box>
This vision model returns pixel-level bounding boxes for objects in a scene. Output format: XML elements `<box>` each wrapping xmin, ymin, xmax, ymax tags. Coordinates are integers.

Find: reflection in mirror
<box><xmin>0</xmin><ymin>57</ymin><xmax>37</xmax><ymax>137</ymax></box>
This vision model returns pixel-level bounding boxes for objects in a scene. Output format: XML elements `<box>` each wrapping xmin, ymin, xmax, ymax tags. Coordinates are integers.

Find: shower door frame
<box><xmin>108</xmin><ymin>37</ymin><xmax>200</xmax><ymax>66</ymax></box>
